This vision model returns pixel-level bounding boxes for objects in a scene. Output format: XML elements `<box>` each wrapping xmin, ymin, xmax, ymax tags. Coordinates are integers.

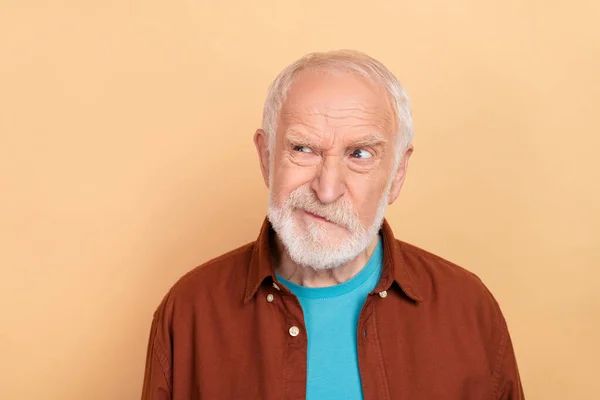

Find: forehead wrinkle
<box><xmin>308</xmin><ymin>105</ymin><xmax>394</xmax><ymax>133</ymax></box>
<box><xmin>311</xmin><ymin>103</ymin><xmax>388</xmax><ymax>116</ymax></box>
<box><xmin>280</xmin><ymin>102</ymin><xmax>395</xmax><ymax>147</ymax></box>
<box><xmin>280</xmin><ymin>108</ymin><xmax>303</xmax><ymax>127</ymax></box>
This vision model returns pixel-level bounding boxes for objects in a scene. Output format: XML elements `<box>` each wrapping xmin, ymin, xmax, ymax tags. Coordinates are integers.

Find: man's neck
<box><xmin>273</xmin><ymin>235</ymin><xmax>380</xmax><ymax>288</ymax></box>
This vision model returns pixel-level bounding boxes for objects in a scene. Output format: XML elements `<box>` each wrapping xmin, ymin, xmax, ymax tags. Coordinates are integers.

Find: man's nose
<box><xmin>310</xmin><ymin>157</ymin><xmax>346</xmax><ymax>204</ymax></box>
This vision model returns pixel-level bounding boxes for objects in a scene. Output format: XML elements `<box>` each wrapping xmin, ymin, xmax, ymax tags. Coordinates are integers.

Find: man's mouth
<box><xmin>304</xmin><ymin>210</ymin><xmax>333</xmax><ymax>224</ymax></box>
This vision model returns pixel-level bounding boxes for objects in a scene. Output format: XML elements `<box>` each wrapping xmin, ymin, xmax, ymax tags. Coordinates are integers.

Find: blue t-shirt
<box><xmin>276</xmin><ymin>238</ymin><xmax>383</xmax><ymax>400</ymax></box>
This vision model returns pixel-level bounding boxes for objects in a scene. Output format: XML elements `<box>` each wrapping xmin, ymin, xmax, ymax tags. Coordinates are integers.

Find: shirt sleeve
<box><xmin>141</xmin><ymin>314</ymin><xmax>172</xmax><ymax>400</ymax></box>
<box><xmin>492</xmin><ymin>324</ymin><xmax>525</xmax><ymax>399</ymax></box>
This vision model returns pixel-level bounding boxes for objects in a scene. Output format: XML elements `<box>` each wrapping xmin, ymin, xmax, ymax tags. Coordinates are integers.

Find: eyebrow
<box><xmin>285</xmin><ymin>130</ymin><xmax>387</xmax><ymax>149</ymax></box>
<box><xmin>349</xmin><ymin>133</ymin><xmax>387</xmax><ymax>148</ymax></box>
<box><xmin>285</xmin><ymin>131</ymin><xmax>316</xmax><ymax>147</ymax></box>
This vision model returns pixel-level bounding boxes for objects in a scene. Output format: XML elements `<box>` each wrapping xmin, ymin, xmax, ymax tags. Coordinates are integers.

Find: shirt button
<box><xmin>272</xmin><ymin>282</ymin><xmax>281</xmax><ymax>291</ymax></box>
<box><xmin>379</xmin><ymin>290</ymin><xmax>388</xmax><ymax>298</ymax></box>
<box><xmin>266</xmin><ymin>294</ymin><xmax>274</xmax><ymax>303</ymax></box>
<box><xmin>289</xmin><ymin>326</ymin><xmax>300</xmax><ymax>337</ymax></box>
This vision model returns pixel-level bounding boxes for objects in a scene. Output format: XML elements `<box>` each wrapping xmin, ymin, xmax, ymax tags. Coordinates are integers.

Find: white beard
<box><xmin>267</xmin><ymin>180</ymin><xmax>392</xmax><ymax>270</ymax></box>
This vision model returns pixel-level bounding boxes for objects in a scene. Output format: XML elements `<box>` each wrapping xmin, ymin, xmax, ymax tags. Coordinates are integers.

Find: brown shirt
<box><xmin>141</xmin><ymin>219</ymin><xmax>524</xmax><ymax>399</ymax></box>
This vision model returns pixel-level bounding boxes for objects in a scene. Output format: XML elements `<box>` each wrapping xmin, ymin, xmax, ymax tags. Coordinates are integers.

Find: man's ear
<box><xmin>387</xmin><ymin>146</ymin><xmax>413</xmax><ymax>205</ymax></box>
<box><xmin>253</xmin><ymin>129</ymin><xmax>270</xmax><ymax>188</ymax></box>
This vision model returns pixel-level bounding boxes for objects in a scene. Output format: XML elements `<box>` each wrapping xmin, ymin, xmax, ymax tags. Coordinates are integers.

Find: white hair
<box><xmin>261</xmin><ymin>49</ymin><xmax>414</xmax><ymax>163</ymax></box>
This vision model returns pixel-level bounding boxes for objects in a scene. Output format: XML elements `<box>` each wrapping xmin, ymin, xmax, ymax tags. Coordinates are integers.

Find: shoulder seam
<box><xmin>152</xmin><ymin>321</ymin><xmax>173</xmax><ymax>393</ymax></box>
<box><xmin>490</xmin><ymin>318</ymin><xmax>509</xmax><ymax>398</ymax></box>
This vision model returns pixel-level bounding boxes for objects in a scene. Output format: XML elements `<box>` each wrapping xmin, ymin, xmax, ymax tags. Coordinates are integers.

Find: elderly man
<box><xmin>141</xmin><ymin>50</ymin><xmax>524</xmax><ymax>400</ymax></box>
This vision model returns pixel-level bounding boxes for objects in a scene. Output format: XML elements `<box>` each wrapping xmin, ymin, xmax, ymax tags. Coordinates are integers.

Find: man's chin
<box><xmin>292</xmin><ymin>229</ymin><xmax>352</xmax><ymax>253</ymax></box>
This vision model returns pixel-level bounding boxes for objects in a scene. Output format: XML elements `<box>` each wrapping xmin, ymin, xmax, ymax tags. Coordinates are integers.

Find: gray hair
<box><xmin>261</xmin><ymin>50</ymin><xmax>413</xmax><ymax>163</ymax></box>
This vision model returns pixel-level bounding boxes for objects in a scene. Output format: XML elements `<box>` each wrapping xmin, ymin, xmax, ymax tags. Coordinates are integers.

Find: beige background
<box><xmin>1</xmin><ymin>1</ymin><xmax>599</xmax><ymax>399</ymax></box>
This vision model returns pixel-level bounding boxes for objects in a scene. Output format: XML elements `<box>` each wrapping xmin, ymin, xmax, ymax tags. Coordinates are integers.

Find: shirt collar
<box><xmin>244</xmin><ymin>218</ymin><xmax>423</xmax><ymax>304</ymax></box>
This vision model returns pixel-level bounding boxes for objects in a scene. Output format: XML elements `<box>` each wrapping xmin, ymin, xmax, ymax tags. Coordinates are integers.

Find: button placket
<box><xmin>278</xmin><ymin>289</ymin><xmax>308</xmax><ymax>398</ymax></box>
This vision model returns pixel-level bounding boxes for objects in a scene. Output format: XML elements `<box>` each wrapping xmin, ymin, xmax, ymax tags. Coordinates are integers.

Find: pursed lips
<box><xmin>303</xmin><ymin>210</ymin><xmax>335</xmax><ymax>225</ymax></box>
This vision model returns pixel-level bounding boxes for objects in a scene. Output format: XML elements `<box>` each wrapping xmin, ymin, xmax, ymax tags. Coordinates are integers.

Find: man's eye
<box><xmin>293</xmin><ymin>145</ymin><xmax>313</xmax><ymax>153</ymax></box>
<box><xmin>351</xmin><ymin>149</ymin><xmax>373</xmax><ymax>159</ymax></box>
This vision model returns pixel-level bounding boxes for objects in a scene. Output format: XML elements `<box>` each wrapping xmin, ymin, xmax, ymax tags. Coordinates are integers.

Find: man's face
<box><xmin>261</xmin><ymin>69</ymin><xmax>410</xmax><ymax>269</ymax></box>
